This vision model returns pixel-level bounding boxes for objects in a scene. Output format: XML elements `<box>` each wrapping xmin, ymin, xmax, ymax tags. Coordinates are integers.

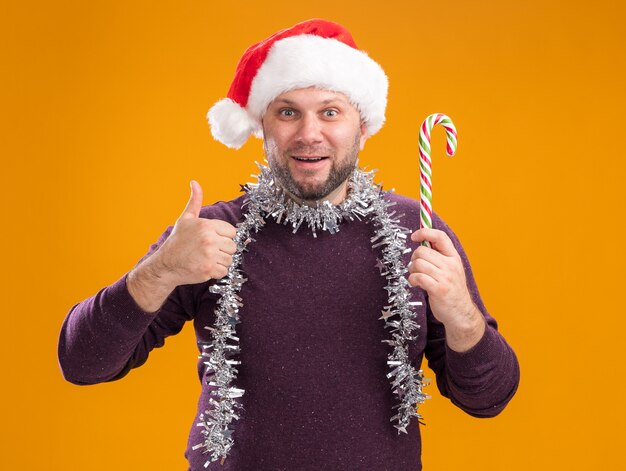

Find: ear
<box><xmin>359</xmin><ymin>122</ymin><xmax>368</xmax><ymax>151</ymax></box>
<box><xmin>259</xmin><ymin>115</ymin><xmax>267</xmax><ymax>140</ymax></box>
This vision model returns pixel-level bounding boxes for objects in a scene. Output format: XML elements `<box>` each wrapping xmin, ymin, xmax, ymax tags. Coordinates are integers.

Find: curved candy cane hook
<box><xmin>418</xmin><ymin>113</ymin><xmax>457</xmax><ymax>247</ymax></box>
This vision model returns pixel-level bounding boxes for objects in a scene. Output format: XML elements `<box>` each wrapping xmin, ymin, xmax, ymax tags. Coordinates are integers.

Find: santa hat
<box><xmin>207</xmin><ymin>18</ymin><xmax>388</xmax><ymax>149</ymax></box>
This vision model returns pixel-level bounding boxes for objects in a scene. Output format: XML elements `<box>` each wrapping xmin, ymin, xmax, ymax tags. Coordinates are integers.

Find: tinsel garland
<box><xmin>193</xmin><ymin>162</ymin><xmax>430</xmax><ymax>466</ymax></box>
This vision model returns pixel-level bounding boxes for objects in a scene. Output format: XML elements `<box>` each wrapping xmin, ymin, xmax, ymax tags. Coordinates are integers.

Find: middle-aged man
<box><xmin>59</xmin><ymin>18</ymin><xmax>520</xmax><ymax>471</ymax></box>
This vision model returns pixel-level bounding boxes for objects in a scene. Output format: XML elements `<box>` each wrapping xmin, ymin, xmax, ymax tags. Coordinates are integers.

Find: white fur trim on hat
<box><xmin>248</xmin><ymin>35</ymin><xmax>388</xmax><ymax>136</ymax></box>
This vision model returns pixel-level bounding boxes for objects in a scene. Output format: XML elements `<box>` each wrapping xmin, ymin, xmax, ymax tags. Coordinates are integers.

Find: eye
<box><xmin>323</xmin><ymin>109</ymin><xmax>338</xmax><ymax>118</ymax></box>
<box><xmin>279</xmin><ymin>108</ymin><xmax>296</xmax><ymax>117</ymax></box>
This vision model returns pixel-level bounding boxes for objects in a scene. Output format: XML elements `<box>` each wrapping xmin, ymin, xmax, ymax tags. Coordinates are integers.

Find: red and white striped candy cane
<box><xmin>419</xmin><ymin>113</ymin><xmax>457</xmax><ymax>247</ymax></box>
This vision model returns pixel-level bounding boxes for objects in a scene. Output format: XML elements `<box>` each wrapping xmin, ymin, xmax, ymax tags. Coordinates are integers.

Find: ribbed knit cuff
<box><xmin>444</xmin><ymin>326</ymin><xmax>503</xmax><ymax>375</ymax></box>
<box><xmin>100</xmin><ymin>273</ymin><xmax>161</xmax><ymax>333</ymax></box>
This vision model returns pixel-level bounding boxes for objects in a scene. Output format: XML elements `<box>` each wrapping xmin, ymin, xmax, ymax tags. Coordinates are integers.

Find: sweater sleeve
<box><xmin>57</xmin><ymin>225</ymin><xmax>196</xmax><ymax>385</ymax></box>
<box><xmin>424</xmin><ymin>215</ymin><xmax>520</xmax><ymax>417</ymax></box>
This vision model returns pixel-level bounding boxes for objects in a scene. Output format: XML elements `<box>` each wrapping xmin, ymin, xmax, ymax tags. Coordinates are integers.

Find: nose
<box><xmin>294</xmin><ymin>113</ymin><xmax>323</xmax><ymax>145</ymax></box>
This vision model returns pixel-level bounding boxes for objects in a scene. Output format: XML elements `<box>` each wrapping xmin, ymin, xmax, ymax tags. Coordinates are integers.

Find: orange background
<box><xmin>2</xmin><ymin>1</ymin><xmax>625</xmax><ymax>469</ymax></box>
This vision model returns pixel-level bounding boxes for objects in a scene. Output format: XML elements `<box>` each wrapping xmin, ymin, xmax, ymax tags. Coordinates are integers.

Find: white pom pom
<box><xmin>207</xmin><ymin>98</ymin><xmax>256</xmax><ymax>149</ymax></box>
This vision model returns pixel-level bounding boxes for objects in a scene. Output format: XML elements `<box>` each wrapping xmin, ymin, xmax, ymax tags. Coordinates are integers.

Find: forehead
<box><xmin>268</xmin><ymin>87</ymin><xmax>355</xmax><ymax>108</ymax></box>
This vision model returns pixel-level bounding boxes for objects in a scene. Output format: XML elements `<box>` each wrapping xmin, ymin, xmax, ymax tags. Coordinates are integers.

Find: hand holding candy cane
<box><xmin>408</xmin><ymin>114</ymin><xmax>484</xmax><ymax>352</ymax></box>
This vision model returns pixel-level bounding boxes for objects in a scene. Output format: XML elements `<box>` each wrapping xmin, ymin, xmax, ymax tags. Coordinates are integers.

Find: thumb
<box><xmin>179</xmin><ymin>180</ymin><xmax>203</xmax><ymax>220</ymax></box>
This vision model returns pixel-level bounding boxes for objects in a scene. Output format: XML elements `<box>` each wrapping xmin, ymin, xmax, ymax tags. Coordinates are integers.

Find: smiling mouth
<box><xmin>292</xmin><ymin>156</ymin><xmax>329</xmax><ymax>162</ymax></box>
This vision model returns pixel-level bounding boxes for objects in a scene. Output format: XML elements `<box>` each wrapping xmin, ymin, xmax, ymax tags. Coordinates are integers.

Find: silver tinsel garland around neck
<box><xmin>193</xmin><ymin>161</ymin><xmax>431</xmax><ymax>466</ymax></box>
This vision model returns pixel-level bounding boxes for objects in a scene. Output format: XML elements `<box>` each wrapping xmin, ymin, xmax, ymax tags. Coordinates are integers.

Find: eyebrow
<box><xmin>272</xmin><ymin>98</ymin><xmax>345</xmax><ymax>106</ymax></box>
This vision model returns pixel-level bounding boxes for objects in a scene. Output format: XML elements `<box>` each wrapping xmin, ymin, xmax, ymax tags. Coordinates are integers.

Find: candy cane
<box><xmin>419</xmin><ymin>113</ymin><xmax>457</xmax><ymax>247</ymax></box>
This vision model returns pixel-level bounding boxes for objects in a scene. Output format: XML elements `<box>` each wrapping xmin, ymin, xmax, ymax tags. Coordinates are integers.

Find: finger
<box><xmin>219</xmin><ymin>238</ymin><xmax>238</xmax><ymax>255</ymax></box>
<box><xmin>408</xmin><ymin>257</ymin><xmax>441</xmax><ymax>281</ymax></box>
<box><xmin>410</xmin><ymin>228</ymin><xmax>429</xmax><ymax>243</ymax></box>
<box><xmin>215</xmin><ymin>251</ymin><xmax>233</xmax><ymax>267</ymax></box>
<box><xmin>410</xmin><ymin>244</ymin><xmax>446</xmax><ymax>269</ymax></box>
<box><xmin>212</xmin><ymin>220</ymin><xmax>238</xmax><ymax>239</ymax></box>
<box><xmin>408</xmin><ymin>272</ymin><xmax>439</xmax><ymax>292</ymax></box>
<box><xmin>179</xmin><ymin>180</ymin><xmax>203</xmax><ymax>220</ymax></box>
<box><xmin>411</xmin><ymin>228</ymin><xmax>457</xmax><ymax>258</ymax></box>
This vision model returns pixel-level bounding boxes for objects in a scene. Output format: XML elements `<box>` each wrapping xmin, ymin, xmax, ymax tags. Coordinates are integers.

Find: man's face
<box><xmin>261</xmin><ymin>87</ymin><xmax>368</xmax><ymax>203</ymax></box>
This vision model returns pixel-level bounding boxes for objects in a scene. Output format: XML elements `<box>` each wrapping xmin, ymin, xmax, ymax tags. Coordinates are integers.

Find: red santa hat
<box><xmin>207</xmin><ymin>18</ymin><xmax>389</xmax><ymax>149</ymax></box>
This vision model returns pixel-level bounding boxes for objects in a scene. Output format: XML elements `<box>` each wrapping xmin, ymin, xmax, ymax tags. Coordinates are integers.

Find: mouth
<box><xmin>291</xmin><ymin>155</ymin><xmax>329</xmax><ymax>162</ymax></box>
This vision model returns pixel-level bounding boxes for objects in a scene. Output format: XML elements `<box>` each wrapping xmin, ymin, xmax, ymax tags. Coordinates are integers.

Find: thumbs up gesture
<box><xmin>154</xmin><ymin>180</ymin><xmax>238</xmax><ymax>286</ymax></box>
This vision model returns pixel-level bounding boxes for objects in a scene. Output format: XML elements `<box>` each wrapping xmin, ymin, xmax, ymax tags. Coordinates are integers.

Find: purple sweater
<box><xmin>58</xmin><ymin>192</ymin><xmax>520</xmax><ymax>470</ymax></box>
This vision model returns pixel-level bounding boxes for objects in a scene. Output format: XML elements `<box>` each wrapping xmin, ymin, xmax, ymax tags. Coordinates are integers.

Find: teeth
<box><xmin>294</xmin><ymin>157</ymin><xmax>323</xmax><ymax>161</ymax></box>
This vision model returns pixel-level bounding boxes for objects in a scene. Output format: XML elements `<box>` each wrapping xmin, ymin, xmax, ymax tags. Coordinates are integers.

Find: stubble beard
<box><xmin>264</xmin><ymin>133</ymin><xmax>361</xmax><ymax>203</ymax></box>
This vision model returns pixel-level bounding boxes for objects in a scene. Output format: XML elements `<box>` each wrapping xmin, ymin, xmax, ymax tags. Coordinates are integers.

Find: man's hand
<box><xmin>408</xmin><ymin>228</ymin><xmax>485</xmax><ymax>352</ymax></box>
<box><xmin>127</xmin><ymin>181</ymin><xmax>238</xmax><ymax>313</ymax></box>
<box><xmin>154</xmin><ymin>180</ymin><xmax>238</xmax><ymax>286</ymax></box>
